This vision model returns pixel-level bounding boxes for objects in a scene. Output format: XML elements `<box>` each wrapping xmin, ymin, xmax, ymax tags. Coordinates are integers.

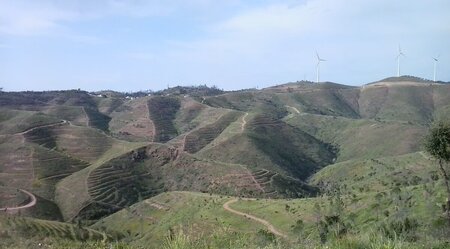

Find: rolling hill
<box><xmin>1</xmin><ymin>76</ymin><xmax>450</xmax><ymax>248</ymax></box>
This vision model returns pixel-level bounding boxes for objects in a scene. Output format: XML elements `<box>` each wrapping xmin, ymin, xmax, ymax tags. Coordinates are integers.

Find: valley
<box><xmin>1</xmin><ymin>76</ymin><xmax>450</xmax><ymax>248</ymax></box>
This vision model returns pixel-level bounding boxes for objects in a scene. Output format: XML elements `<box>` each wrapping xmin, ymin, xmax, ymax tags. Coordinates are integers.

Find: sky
<box><xmin>0</xmin><ymin>0</ymin><xmax>449</xmax><ymax>92</ymax></box>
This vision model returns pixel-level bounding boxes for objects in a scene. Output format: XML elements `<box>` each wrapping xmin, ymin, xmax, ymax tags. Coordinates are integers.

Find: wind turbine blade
<box><xmin>316</xmin><ymin>51</ymin><xmax>320</xmax><ymax>60</ymax></box>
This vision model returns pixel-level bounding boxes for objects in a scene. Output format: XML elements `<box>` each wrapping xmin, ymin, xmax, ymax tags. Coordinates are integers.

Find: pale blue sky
<box><xmin>0</xmin><ymin>0</ymin><xmax>449</xmax><ymax>91</ymax></box>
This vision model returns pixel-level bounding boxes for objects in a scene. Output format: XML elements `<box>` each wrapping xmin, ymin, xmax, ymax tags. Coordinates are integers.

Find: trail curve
<box><xmin>223</xmin><ymin>198</ymin><xmax>287</xmax><ymax>238</ymax></box>
<box><xmin>0</xmin><ymin>188</ymin><xmax>37</xmax><ymax>212</ymax></box>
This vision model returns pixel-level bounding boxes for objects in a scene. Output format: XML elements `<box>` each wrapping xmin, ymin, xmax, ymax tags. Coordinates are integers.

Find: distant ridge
<box><xmin>265</xmin><ymin>80</ymin><xmax>357</xmax><ymax>90</ymax></box>
<box><xmin>367</xmin><ymin>75</ymin><xmax>449</xmax><ymax>85</ymax></box>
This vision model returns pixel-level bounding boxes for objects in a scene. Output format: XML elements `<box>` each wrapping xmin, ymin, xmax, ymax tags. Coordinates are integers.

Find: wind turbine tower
<box><xmin>316</xmin><ymin>51</ymin><xmax>326</xmax><ymax>83</ymax></box>
<box><xmin>433</xmin><ymin>56</ymin><xmax>439</xmax><ymax>82</ymax></box>
<box><xmin>396</xmin><ymin>45</ymin><xmax>405</xmax><ymax>77</ymax></box>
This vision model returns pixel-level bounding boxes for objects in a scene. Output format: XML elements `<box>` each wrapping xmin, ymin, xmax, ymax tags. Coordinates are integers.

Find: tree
<box><xmin>424</xmin><ymin>121</ymin><xmax>450</xmax><ymax>225</ymax></box>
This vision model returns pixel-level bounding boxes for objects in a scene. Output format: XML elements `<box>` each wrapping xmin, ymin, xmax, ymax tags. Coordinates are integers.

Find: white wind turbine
<box><xmin>316</xmin><ymin>51</ymin><xmax>326</xmax><ymax>83</ymax></box>
<box><xmin>432</xmin><ymin>56</ymin><xmax>440</xmax><ymax>82</ymax></box>
<box><xmin>396</xmin><ymin>45</ymin><xmax>405</xmax><ymax>77</ymax></box>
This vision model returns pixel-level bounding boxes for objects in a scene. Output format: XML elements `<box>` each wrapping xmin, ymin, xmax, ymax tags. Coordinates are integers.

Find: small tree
<box><xmin>424</xmin><ymin>121</ymin><xmax>450</xmax><ymax>225</ymax></box>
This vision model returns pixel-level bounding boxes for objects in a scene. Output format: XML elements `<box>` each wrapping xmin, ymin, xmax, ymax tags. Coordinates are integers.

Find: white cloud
<box><xmin>157</xmin><ymin>0</ymin><xmax>450</xmax><ymax>86</ymax></box>
<box><xmin>0</xmin><ymin>1</ymin><xmax>77</xmax><ymax>35</ymax></box>
<box><xmin>0</xmin><ymin>0</ymin><xmax>236</xmax><ymax>36</ymax></box>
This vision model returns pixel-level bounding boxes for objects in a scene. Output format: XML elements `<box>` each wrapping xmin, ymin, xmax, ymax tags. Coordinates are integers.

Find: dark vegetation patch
<box><xmin>147</xmin><ymin>96</ymin><xmax>181</xmax><ymax>142</ymax></box>
<box><xmin>83</xmin><ymin>107</ymin><xmax>111</xmax><ymax>132</ymax></box>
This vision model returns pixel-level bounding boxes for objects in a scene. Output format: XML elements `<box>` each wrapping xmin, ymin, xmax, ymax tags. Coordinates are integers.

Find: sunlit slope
<box><xmin>359</xmin><ymin>80</ymin><xmax>450</xmax><ymax>124</ymax></box>
<box><xmin>311</xmin><ymin>152</ymin><xmax>436</xmax><ymax>192</ymax></box>
<box><xmin>285</xmin><ymin>113</ymin><xmax>426</xmax><ymax>162</ymax></box>
<box><xmin>108</xmin><ymin>97</ymin><xmax>155</xmax><ymax>142</ymax></box>
<box><xmin>24</xmin><ymin>124</ymin><xmax>116</xmax><ymax>163</ymax></box>
<box><xmin>91</xmin><ymin>192</ymin><xmax>250</xmax><ymax>246</ymax></box>
<box><xmin>0</xmin><ymin>109</ymin><xmax>61</xmax><ymax>135</ymax></box>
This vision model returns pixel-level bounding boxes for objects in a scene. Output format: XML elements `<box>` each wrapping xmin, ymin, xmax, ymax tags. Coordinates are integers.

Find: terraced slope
<box><xmin>173</xmin><ymin>97</ymin><xmax>207</xmax><ymax>133</ymax></box>
<box><xmin>55</xmin><ymin>140</ymin><xmax>148</xmax><ymax>221</ymax></box>
<box><xmin>184</xmin><ymin>111</ymin><xmax>241</xmax><ymax>153</ymax></box>
<box><xmin>147</xmin><ymin>96</ymin><xmax>181</xmax><ymax>142</ymax></box>
<box><xmin>198</xmin><ymin>113</ymin><xmax>334</xmax><ymax>181</ymax></box>
<box><xmin>24</xmin><ymin>124</ymin><xmax>115</xmax><ymax>163</ymax></box>
<box><xmin>109</xmin><ymin>97</ymin><xmax>155</xmax><ymax>142</ymax></box>
<box><xmin>79</xmin><ymin>147</ymin><xmax>167</xmax><ymax>220</ymax></box>
<box><xmin>0</xmin><ymin>135</ymin><xmax>34</xmax><ymax>190</ymax></box>
<box><xmin>0</xmin><ymin>109</ymin><xmax>61</xmax><ymax>135</ymax></box>
<box><xmin>31</xmin><ymin>145</ymin><xmax>89</xmax><ymax>200</ymax></box>
<box><xmin>247</xmin><ymin>114</ymin><xmax>335</xmax><ymax>180</ymax></box>
<box><xmin>4</xmin><ymin>216</ymin><xmax>109</xmax><ymax>241</ymax></box>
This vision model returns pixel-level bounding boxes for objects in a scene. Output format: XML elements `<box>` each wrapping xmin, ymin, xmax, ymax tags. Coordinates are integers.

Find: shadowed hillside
<box><xmin>147</xmin><ymin>96</ymin><xmax>181</xmax><ymax>142</ymax></box>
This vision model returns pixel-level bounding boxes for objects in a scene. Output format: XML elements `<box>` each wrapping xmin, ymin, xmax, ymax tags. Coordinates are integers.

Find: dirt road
<box><xmin>223</xmin><ymin>198</ymin><xmax>287</xmax><ymax>238</ymax></box>
<box><xmin>0</xmin><ymin>188</ymin><xmax>37</xmax><ymax>212</ymax></box>
<box><xmin>241</xmin><ymin>113</ymin><xmax>248</xmax><ymax>131</ymax></box>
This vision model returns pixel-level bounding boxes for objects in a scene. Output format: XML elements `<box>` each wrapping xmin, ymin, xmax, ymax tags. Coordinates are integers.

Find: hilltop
<box><xmin>1</xmin><ymin>76</ymin><xmax>450</xmax><ymax>248</ymax></box>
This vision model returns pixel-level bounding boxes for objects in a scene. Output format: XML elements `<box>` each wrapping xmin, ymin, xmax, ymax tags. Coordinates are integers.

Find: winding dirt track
<box><xmin>0</xmin><ymin>189</ymin><xmax>37</xmax><ymax>212</ymax></box>
<box><xmin>223</xmin><ymin>198</ymin><xmax>287</xmax><ymax>238</ymax></box>
<box><xmin>241</xmin><ymin>112</ymin><xmax>248</xmax><ymax>131</ymax></box>
<box><xmin>285</xmin><ymin>105</ymin><xmax>300</xmax><ymax>114</ymax></box>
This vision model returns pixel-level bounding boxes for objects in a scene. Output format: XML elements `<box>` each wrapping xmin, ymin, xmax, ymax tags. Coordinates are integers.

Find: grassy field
<box><xmin>285</xmin><ymin>113</ymin><xmax>426</xmax><ymax>162</ymax></box>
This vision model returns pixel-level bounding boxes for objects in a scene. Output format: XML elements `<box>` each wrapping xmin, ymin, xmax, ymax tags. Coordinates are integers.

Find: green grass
<box><xmin>91</xmin><ymin>192</ymin><xmax>259</xmax><ymax>247</ymax></box>
<box><xmin>285</xmin><ymin>113</ymin><xmax>426</xmax><ymax>162</ymax></box>
<box><xmin>1</xmin><ymin>215</ymin><xmax>109</xmax><ymax>243</ymax></box>
<box><xmin>89</xmin><ymin>187</ymin><xmax>450</xmax><ymax>248</ymax></box>
<box><xmin>310</xmin><ymin>152</ymin><xmax>436</xmax><ymax>193</ymax></box>
<box><xmin>44</xmin><ymin>106</ymin><xmax>87</xmax><ymax>126</ymax></box>
<box><xmin>0</xmin><ymin>109</ymin><xmax>61</xmax><ymax>135</ymax></box>
<box><xmin>0</xmin><ymin>187</ymin><xmax>28</xmax><ymax>207</ymax></box>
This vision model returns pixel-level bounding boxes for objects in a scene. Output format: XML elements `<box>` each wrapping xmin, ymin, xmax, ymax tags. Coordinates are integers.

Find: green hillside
<box><xmin>2</xmin><ymin>79</ymin><xmax>450</xmax><ymax>248</ymax></box>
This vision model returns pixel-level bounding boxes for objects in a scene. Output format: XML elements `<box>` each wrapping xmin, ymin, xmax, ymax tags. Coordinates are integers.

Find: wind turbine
<box><xmin>396</xmin><ymin>45</ymin><xmax>405</xmax><ymax>77</ymax></box>
<box><xmin>316</xmin><ymin>51</ymin><xmax>326</xmax><ymax>83</ymax></box>
<box><xmin>432</xmin><ymin>56</ymin><xmax>439</xmax><ymax>82</ymax></box>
